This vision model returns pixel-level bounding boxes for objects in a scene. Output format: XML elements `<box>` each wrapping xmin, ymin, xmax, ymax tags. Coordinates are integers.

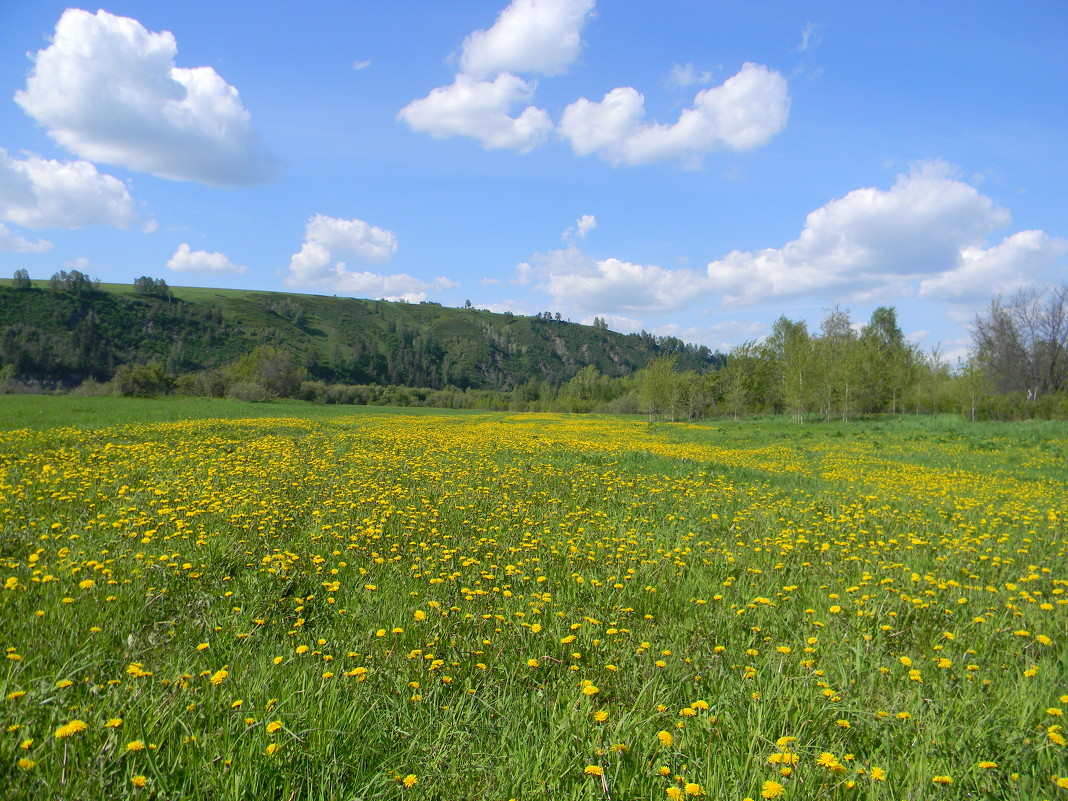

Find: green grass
<box><xmin>1</xmin><ymin>401</ymin><xmax>1066</xmax><ymax>799</ymax></box>
<box><xmin>0</xmin><ymin>395</ymin><xmax>470</xmax><ymax>431</ymax></box>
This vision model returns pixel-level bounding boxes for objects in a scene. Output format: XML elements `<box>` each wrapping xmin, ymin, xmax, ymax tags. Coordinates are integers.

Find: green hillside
<box><xmin>0</xmin><ymin>278</ymin><xmax>720</xmax><ymax>391</ymax></box>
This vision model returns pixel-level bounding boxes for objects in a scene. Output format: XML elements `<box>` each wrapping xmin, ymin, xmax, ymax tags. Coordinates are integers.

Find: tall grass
<box><xmin>1</xmin><ymin>405</ymin><xmax>1066</xmax><ymax>799</ymax></box>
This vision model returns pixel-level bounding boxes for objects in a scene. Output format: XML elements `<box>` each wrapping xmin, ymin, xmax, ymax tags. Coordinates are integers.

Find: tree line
<box><xmin>4</xmin><ymin>270</ymin><xmax>1067</xmax><ymax>421</ymax></box>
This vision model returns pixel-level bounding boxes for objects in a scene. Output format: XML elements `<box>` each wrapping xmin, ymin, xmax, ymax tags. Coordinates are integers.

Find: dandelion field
<box><xmin>2</xmin><ymin>403</ymin><xmax>1067</xmax><ymax>800</ymax></box>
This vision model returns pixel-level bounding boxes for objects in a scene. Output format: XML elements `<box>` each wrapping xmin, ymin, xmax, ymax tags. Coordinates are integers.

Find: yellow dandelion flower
<box><xmin>55</xmin><ymin>719</ymin><xmax>88</xmax><ymax>738</ymax></box>
<box><xmin>126</xmin><ymin>740</ymin><xmax>146</xmax><ymax>752</ymax></box>
<box><xmin>402</xmin><ymin>774</ymin><xmax>418</xmax><ymax>788</ymax></box>
<box><xmin>870</xmin><ymin>766</ymin><xmax>887</xmax><ymax>781</ymax></box>
<box><xmin>131</xmin><ymin>775</ymin><xmax>147</xmax><ymax>788</ymax></box>
<box><xmin>684</xmin><ymin>782</ymin><xmax>705</xmax><ymax>796</ymax></box>
<box><xmin>593</xmin><ymin>710</ymin><xmax>608</xmax><ymax>723</ymax></box>
<box><xmin>666</xmin><ymin>788</ymin><xmax>684</xmax><ymax>801</ymax></box>
<box><xmin>657</xmin><ymin>730</ymin><xmax>674</xmax><ymax>747</ymax></box>
<box><xmin>526</xmin><ymin>658</ymin><xmax>539</xmax><ymax>668</ymax></box>
<box><xmin>761</xmin><ymin>780</ymin><xmax>786</xmax><ymax>799</ymax></box>
<box><xmin>584</xmin><ymin>765</ymin><xmax>603</xmax><ymax>776</ymax></box>
<box><xmin>977</xmin><ymin>761</ymin><xmax>997</xmax><ymax>769</ymax></box>
<box><xmin>266</xmin><ymin>720</ymin><xmax>283</xmax><ymax>734</ymax></box>
<box><xmin>932</xmin><ymin>775</ymin><xmax>952</xmax><ymax>785</ymax></box>
<box><xmin>265</xmin><ymin>742</ymin><xmax>280</xmax><ymax>756</ymax></box>
<box><xmin>17</xmin><ymin>758</ymin><xmax>35</xmax><ymax>770</ymax></box>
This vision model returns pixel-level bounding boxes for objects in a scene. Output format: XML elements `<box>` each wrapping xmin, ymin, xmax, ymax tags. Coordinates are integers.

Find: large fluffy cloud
<box><xmin>400</xmin><ymin>0</ymin><xmax>593</xmax><ymax>152</ymax></box>
<box><xmin>0</xmin><ymin>148</ymin><xmax>136</xmax><ymax>229</ymax></box>
<box><xmin>398</xmin><ymin>73</ymin><xmax>551</xmax><ymax>152</ymax></box>
<box><xmin>15</xmin><ymin>9</ymin><xmax>277</xmax><ymax>186</ymax></box>
<box><xmin>284</xmin><ymin>214</ymin><xmax>453</xmax><ymax>302</ymax></box>
<box><xmin>460</xmin><ymin>0</ymin><xmax>595</xmax><ymax>78</ymax></box>
<box><xmin>166</xmin><ymin>243</ymin><xmax>247</xmax><ymax>275</ymax></box>
<box><xmin>918</xmin><ymin>230</ymin><xmax>1067</xmax><ymax>301</ymax></box>
<box><xmin>516</xmin><ymin>245</ymin><xmax>709</xmax><ymax>314</ymax></box>
<box><xmin>706</xmin><ymin>161</ymin><xmax>1065</xmax><ymax>306</ymax></box>
<box><xmin>559</xmin><ymin>62</ymin><xmax>790</xmax><ymax>166</ymax></box>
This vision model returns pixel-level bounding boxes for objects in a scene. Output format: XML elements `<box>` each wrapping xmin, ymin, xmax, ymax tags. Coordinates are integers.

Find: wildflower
<box><xmin>20</xmin><ymin>739</ymin><xmax>32</xmax><ymax>749</ymax></box>
<box><xmin>105</xmin><ymin>718</ymin><xmax>123</xmax><ymax>728</ymax></box>
<box><xmin>55</xmin><ymin>679</ymin><xmax>73</xmax><ymax>689</ymax></box>
<box><xmin>413</xmin><ymin>610</ymin><xmax>427</xmax><ymax>622</ymax></box>
<box><xmin>761</xmin><ymin>780</ymin><xmax>786</xmax><ymax>799</ymax></box>
<box><xmin>977</xmin><ymin>761</ymin><xmax>997</xmax><ymax>769</ymax></box>
<box><xmin>593</xmin><ymin>710</ymin><xmax>608</xmax><ymax>723</ymax></box>
<box><xmin>131</xmin><ymin>776</ymin><xmax>148</xmax><ymax>788</ymax></box>
<box><xmin>196</xmin><ymin>643</ymin><xmax>209</xmax><ymax>651</ymax></box>
<box><xmin>17</xmin><ymin>758</ymin><xmax>35</xmax><ymax>770</ymax></box>
<box><xmin>684</xmin><ymin>782</ymin><xmax>705</xmax><ymax>796</ymax></box>
<box><xmin>265</xmin><ymin>743</ymin><xmax>280</xmax><ymax>756</ymax></box>
<box><xmin>581</xmin><ymin>684</ymin><xmax>599</xmax><ymax>696</ymax></box>
<box><xmin>402</xmin><ymin>774</ymin><xmax>418</xmax><ymax>788</ymax></box>
<box><xmin>526</xmin><ymin>659</ymin><xmax>539</xmax><ymax>668</ymax></box>
<box><xmin>209</xmin><ymin>668</ymin><xmax>229</xmax><ymax>685</ymax></box>
<box><xmin>126</xmin><ymin>740</ymin><xmax>146</xmax><ymax>752</ymax></box>
<box><xmin>266</xmin><ymin>720</ymin><xmax>283</xmax><ymax>734</ymax></box>
<box><xmin>657</xmin><ymin>731</ymin><xmax>674</xmax><ymax>747</ymax></box>
<box><xmin>55</xmin><ymin>719</ymin><xmax>88</xmax><ymax>738</ymax></box>
<box><xmin>584</xmin><ymin>765</ymin><xmax>603</xmax><ymax>776</ymax></box>
<box><xmin>666</xmin><ymin>789</ymin><xmax>684</xmax><ymax>800</ymax></box>
<box><xmin>870</xmin><ymin>766</ymin><xmax>887</xmax><ymax>781</ymax></box>
<box><xmin>1048</xmin><ymin>726</ymin><xmax>1066</xmax><ymax>746</ymax></box>
<box><xmin>932</xmin><ymin>775</ymin><xmax>953</xmax><ymax>785</ymax></box>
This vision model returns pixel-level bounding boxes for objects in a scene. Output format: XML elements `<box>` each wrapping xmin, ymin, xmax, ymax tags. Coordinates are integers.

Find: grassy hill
<box><xmin>0</xmin><ymin>279</ymin><xmax>720</xmax><ymax>391</ymax></box>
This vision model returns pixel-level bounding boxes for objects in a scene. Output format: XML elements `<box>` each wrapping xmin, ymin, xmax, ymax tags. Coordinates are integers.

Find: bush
<box><xmin>226</xmin><ymin>381</ymin><xmax>274</xmax><ymax>403</ymax></box>
<box><xmin>109</xmin><ymin>362</ymin><xmax>174</xmax><ymax>397</ymax></box>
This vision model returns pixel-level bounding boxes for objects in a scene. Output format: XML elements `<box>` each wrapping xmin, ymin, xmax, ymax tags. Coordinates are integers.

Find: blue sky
<box><xmin>1</xmin><ymin>1</ymin><xmax>1066</xmax><ymax>359</ymax></box>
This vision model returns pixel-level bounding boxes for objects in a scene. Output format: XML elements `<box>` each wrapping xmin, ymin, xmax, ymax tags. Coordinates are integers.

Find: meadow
<box><xmin>1</xmin><ymin>399</ymin><xmax>1066</xmax><ymax>800</ymax></box>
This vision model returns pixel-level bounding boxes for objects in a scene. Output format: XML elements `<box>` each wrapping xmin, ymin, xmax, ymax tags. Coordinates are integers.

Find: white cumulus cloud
<box><xmin>460</xmin><ymin>0</ymin><xmax>595</xmax><ymax>78</ymax></box>
<box><xmin>0</xmin><ymin>148</ymin><xmax>136</xmax><ymax>229</ymax></box>
<box><xmin>15</xmin><ymin>8</ymin><xmax>277</xmax><ymax>187</ymax></box>
<box><xmin>559</xmin><ymin>62</ymin><xmax>790</xmax><ymax>166</ymax></box>
<box><xmin>166</xmin><ymin>243</ymin><xmax>247</xmax><ymax>274</ymax></box>
<box><xmin>517</xmin><ymin>245</ymin><xmax>710</xmax><ymax>314</ymax></box>
<box><xmin>705</xmin><ymin>161</ymin><xmax>1065</xmax><ymax>307</ymax></box>
<box><xmin>400</xmin><ymin>0</ymin><xmax>594</xmax><ymax>152</ymax></box>
<box><xmin>562</xmin><ymin>213</ymin><xmax>597</xmax><ymax>242</ymax></box>
<box><xmin>918</xmin><ymin>230</ymin><xmax>1068</xmax><ymax>301</ymax></box>
<box><xmin>398</xmin><ymin>73</ymin><xmax>551</xmax><ymax>152</ymax></box>
<box><xmin>284</xmin><ymin>214</ymin><xmax>452</xmax><ymax>302</ymax></box>
<box><xmin>0</xmin><ymin>222</ymin><xmax>52</xmax><ymax>253</ymax></box>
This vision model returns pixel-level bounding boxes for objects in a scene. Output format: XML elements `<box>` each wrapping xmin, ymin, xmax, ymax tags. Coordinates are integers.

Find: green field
<box><xmin>2</xmin><ymin>399</ymin><xmax>1066</xmax><ymax>799</ymax></box>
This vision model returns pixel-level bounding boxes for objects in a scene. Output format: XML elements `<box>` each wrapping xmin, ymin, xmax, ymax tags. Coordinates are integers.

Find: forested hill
<box><xmin>0</xmin><ymin>280</ymin><xmax>721</xmax><ymax>390</ymax></box>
